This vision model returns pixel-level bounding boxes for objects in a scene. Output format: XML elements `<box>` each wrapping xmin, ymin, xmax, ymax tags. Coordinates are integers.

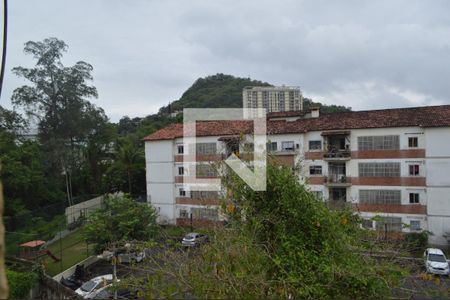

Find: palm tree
<box><xmin>114</xmin><ymin>139</ymin><xmax>144</xmax><ymax>194</ymax></box>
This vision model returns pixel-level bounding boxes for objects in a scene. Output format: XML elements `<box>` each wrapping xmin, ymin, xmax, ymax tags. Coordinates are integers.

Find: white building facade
<box><xmin>144</xmin><ymin>105</ymin><xmax>450</xmax><ymax>246</ymax></box>
<box><xmin>243</xmin><ymin>86</ymin><xmax>303</xmax><ymax>118</ymax></box>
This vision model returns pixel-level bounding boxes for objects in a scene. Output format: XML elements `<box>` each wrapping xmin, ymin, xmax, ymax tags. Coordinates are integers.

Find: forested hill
<box><xmin>158</xmin><ymin>74</ymin><xmax>271</xmax><ymax>113</ymax></box>
<box><xmin>157</xmin><ymin>73</ymin><xmax>351</xmax><ymax>115</ymax></box>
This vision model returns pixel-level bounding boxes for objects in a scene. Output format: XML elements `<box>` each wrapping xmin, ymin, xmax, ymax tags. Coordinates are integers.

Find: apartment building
<box><xmin>243</xmin><ymin>86</ymin><xmax>303</xmax><ymax>118</ymax></box>
<box><xmin>144</xmin><ymin>105</ymin><xmax>450</xmax><ymax>246</ymax></box>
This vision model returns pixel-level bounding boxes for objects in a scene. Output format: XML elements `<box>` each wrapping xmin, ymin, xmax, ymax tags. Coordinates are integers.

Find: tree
<box><xmin>0</xmin><ymin>106</ymin><xmax>26</xmax><ymax>134</ymax></box>
<box><xmin>133</xmin><ymin>160</ymin><xmax>401</xmax><ymax>298</ymax></box>
<box><xmin>11</xmin><ymin>38</ymin><xmax>98</xmax><ymax>140</ymax></box>
<box><xmin>11</xmin><ymin>38</ymin><xmax>113</xmax><ymax>196</ymax></box>
<box><xmin>104</xmin><ymin>138</ymin><xmax>145</xmax><ymax>195</ymax></box>
<box><xmin>303</xmin><ymin>97</ymin><xmax>351</xmax><ymax>113</ymax></box>
<box><xmin>83</xmin><ymin>195</ymin><xmax>158</xmax><ymax>251</ymax></box>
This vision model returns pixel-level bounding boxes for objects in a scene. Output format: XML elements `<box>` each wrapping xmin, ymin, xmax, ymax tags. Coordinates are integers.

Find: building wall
<box><xmin>145</xmin><ymin>125</ymin><xmax>450</xmax><ymax>245</ymax></box>
<box><xmin>145</xmin><ymin>140</ymin><xmax>176</xmax><ymax>224</ymax></box>
<box><xmin>425</xmin><ymin>127</ymin><xmax>450</xmax><ymax>245</ymax></box>
<box><xmin>243</xmin><ymin>86</ymin><xmax>303</xmax><ymax>118</ymax></box>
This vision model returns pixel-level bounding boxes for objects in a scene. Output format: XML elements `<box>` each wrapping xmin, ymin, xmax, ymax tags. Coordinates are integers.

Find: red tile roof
<box><xmin>20</xmin><ymin>240</ymin><xmax>46</xmax><ymax>248</ymax></box>
<box><xmin>143</xmin><ymin>105</ymin><xmax>450</xmax><ymax>141</ymax></box>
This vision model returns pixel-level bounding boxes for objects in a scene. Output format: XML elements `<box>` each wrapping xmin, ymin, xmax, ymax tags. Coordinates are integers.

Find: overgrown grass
<box><xmin>6</xmin><ymin>214</ymin><xmax>66</xmax><ymax>256</ymax></box>
<box><xmin>43</xmin><ymin>229</ymin><xmax>94</xmax><ymax>276</ymax></box>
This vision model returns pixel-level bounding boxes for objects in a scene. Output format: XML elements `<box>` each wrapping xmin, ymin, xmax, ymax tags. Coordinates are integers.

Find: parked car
<box><xmin>424</xmin><ymin>248</ymin><xmax>450</xmax><ymax>276</ymax></box>
<box><xmin>60</xmin><ymin>264</ymin><xmax>86</xmax><ymax>290</ymax></box>
<box><xmin>181</xmin><ymin>232</ymin><xmax>209</xmax><ymax>247</ymax></box>
<box><xmin>75</xmin><ymin>274</ymin><xmax>114</xmax><ymax>299</ymax></box>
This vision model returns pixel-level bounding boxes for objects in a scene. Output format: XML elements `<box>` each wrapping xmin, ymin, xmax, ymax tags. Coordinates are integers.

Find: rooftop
<box><xmin>143</xmin><ymin>105</ymin><xmax>450</xmax><ymax>141</ymax></box>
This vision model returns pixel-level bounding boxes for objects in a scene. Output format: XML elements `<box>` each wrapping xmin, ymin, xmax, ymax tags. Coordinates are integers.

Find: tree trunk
<box><xmin>0</xmin><ymin>179</ymin><xmax>9</xmax><ymax>298</ymax></box>
<box><xmin>127</xmin><ymin>169</ymin><xmax>132</xmax><ymax>194</ymax></box>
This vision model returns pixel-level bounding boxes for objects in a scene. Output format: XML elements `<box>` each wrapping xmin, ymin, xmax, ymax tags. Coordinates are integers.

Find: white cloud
<box><xmin>2</xmin><ymin>0</ymin><xmax>450</xmax><ymax>121</ymax></box>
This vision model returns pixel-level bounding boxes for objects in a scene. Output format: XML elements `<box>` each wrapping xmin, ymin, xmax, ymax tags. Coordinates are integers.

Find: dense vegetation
<box><xmin>159</xmin><ymin>74</ymin><xmax>271</xmax><ymax>113</ymax></box>
<box><xmin>6</xmin><ymin>269</ymin><xmax>37</xmax><ymax>299</ymax></box>
<box><xmin>2</xmin><ymin>37</ymin><xmax>350</xmax><ymax>253</ymax></box>
<box><xmin>131</xmin><ymin>161</ymin><xmax>402</xmax><ymax>298</ymax></box>
<box><xmin>158</xmin><ymin>73</ymin><xmax>351</xmax><ymax>114</ymax></box>
<box><xmin>83</xmin><ymin>194</ymin><xmax>158</xmax><ymax>251</ymax></box>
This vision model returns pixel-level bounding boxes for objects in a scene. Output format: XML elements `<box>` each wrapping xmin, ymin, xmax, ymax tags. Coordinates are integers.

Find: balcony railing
<box><xmin>326</xmin><ymin>200</ymin><xmax>349</xmax><ymax>210</ymax></box>
<box><xmin>323</xmin><ymin>149</ymin><xmax>351</xmax><ymax>160</ymax></box>
<box><xmin>325</xmin><ymin>174</ymin><xmax>352</xmax><ymax>186</ymax></box>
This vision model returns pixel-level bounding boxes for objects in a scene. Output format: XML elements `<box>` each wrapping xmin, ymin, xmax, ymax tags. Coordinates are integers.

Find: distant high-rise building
<box><xmin>243</xmin><ymin>86</ymin><xmax>303</xmax><ymax>118</ymax></box>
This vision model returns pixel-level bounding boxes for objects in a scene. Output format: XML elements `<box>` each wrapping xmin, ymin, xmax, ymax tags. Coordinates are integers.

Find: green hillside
<box><xmin>158</xmin><ymin>73</ymin><xmax>350</xmax><ymax>114</ymax></box>
<box><xmin>159</xmin><ymin>73</ymin><xmax>271</xmax><ymax>113</ymax></box>
<box><xmin>118</xmin><ymin>74</ymin><xmax>351</xmax><ymax>139</ymax></box>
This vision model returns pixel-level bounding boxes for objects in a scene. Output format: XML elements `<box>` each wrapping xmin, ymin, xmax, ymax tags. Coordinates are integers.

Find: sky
<box><xmin>2</xmin><ymin>0</ymin><xmax>450</xmax><ymax>121</ymax></box>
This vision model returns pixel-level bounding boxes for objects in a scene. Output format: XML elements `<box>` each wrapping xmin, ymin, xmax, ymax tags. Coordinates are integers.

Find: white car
<box><xmin>75</xmin><ymin>274</ymin><xmax>113</xmax><ymax>299</ymax></box>
<box><xmin>424</xmin><ymin>248</ymin><xmax>450</xmax><ymax>276</ymax></box>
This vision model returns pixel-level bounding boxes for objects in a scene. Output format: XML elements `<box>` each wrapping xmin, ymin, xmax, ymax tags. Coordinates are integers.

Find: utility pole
<box><xmin>59</xmin><ymin>230</ymin><xmax>63</xmax><ymax>272</ymax></box>
<box><xmin>112</xmin><ymin>245</ymin><xmax>118</xmax><ymax>300</ymax></box>
<box><xmin>0</xmin><ymin>0</ymin><xmax>9</xmax><ymax>296</ymax></box>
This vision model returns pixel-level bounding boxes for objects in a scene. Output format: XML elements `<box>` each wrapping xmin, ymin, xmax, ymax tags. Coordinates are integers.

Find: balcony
<box><xmin>322</xmin><ymin>130</ymin><xmax>351</xmax><ymax>161</ymax></box>
<box><xmin>325</xmin><ymin>174</ymin><xmax>352</xmax><ymax>187</ymax></box>
<box><xmin>323</xmin><ymin>149</ymin><xmax>351</xmax><ymax>161</ymax></box>
<box><xmin>326</xmin><ymin>200</ymin><xmax>350</xmax><ymax>210</ymax></box>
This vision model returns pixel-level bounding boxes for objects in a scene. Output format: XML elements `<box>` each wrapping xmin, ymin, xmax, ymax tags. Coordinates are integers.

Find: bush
<box><xmin>221</xmin><ymin>162</ymin><xmax>399</xmax><ymax>298</ymax></box>
<box><xmin>6</xmin><ymin>270</ymin><xmax>36</xmax><ymax>299</ymax></box>
<box><xmin>403</xmin><ymin>231</ymin><xmax>429</xmax><ymax>252</ymax></box>
<box><xmin>134</xmin><ymin>161</ymin><xmax>403</xmax><ymax>299</ymax></box>
<box><xmin>83</xmin><ymin>194</ymin><xmax>159</xmax><ymax>251</ymax></box>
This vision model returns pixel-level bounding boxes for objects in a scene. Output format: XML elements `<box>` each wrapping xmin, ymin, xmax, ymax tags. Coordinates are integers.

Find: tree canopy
<box><xmin>83</xmin><ymin>195</ymin><xmax>158</xmax><ymax>251</ymax></box>
<box><xmin>135</xmin><ymin>161</ymin><xmax>401</xmax><ymax>299</ymax></box>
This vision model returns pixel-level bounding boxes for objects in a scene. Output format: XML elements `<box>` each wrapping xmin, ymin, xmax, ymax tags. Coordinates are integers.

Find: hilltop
<box><xmin>158</xmin><ymin>73</ymin><xmax>350</xmax><ymax>115</ymax></box>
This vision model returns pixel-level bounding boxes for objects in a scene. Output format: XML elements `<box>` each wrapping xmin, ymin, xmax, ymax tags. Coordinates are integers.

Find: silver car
<box><xmin>181</xmin><ymin>232</ymin><xmax>209</xmax><ymax>247</ymax></box>
<box><xmin>75</xmin><ymin>274</ymin><xmax>113</xmax><ymax>299</ymax></box>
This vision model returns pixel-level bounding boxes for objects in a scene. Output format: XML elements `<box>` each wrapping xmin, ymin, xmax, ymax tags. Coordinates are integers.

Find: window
<box><xmin>358</xmin><ymin>162</ymin><xmax>401</xmax><ymax>177</ymax></box>
<box><xmin>410</xmin><ymin>220</ymin><xmax>421</xmax><ymax>231</ymax></box>
<box><xmin>312</xmin><ymin>191</ymin><xmax>323</xmax><ymax>200</ymax></box>
<box><xmin>191</xmin><ymin>208</ymin><xmax>218</xmax><ymax>221</ymax></box>
<box><xmin>375</xmin><ymin>217</ymin><xmax>402</xmax><ymax>232</ymax></box>
<box><xmin>267</xmin><ymin>142</ymin><xmax>277</xmax><ymax>152</ymax></box>
<box><xmin>196</xmin><ymin>164</ymin><xmax>216</xmax><ymax>177</ymax></box>
<box><xmin>196</xmin><ymin>143</ymin><xmax>217</xmax><ymax>155</ymax></box>
<box><xmin>309</xmin><ymin>140</ymin><xmax>322</xmax><ymax>150</ymax></box>
<box><xmin>178</xmin><ymin>166</ymin><xmax>185</xmax><ymax>176</ymax></box>
<box><xmin>243</xmin><ymin>143</ymin><xmax>254</xmax><ymax>152</ymax></box>
<box><xmin>357</xmin><ymin>135</ymin><xmax>400</xmax><ymax>150</ymax></box>
<box><xmin>177</xmin><ymin>145</ymin><xmax>184</xmax><ymax>154</ymax></box>
<box><xmin>179</xmin><ymin>188</ymin><xmax>186</xmax><ymax>197</ymax></box>
<box><xmin>362</xmin><ymin>219</ymin><xmax>373</xmax><ymax>229</ymax></box>
<box><xmin>179</xmin><ymin>209</ymin><xmax>188</xmax><ymax>218</ymax></box>
<box><xmin>408</xmin><ymin>137</ymin><xmax>418</xmax><ymax>148</ymax></box>
<box><xmin>262</xmin><ymin>92</ymin><xmax>269</xmax><ymax>109</ymax></box>
<box><xmin>289</xmin><ymin>91</ymin><xmax>295</xmax><ymax>110</ymax></box>
<box><xmin>281</xmin><ymin>141</ymin><xmax>294</xmax><ymax>151</ymax></box>
<box><xmin>190</xmin><ymin>191</ymin><xmax>219</xmax><ymax>199</ymax></box>
<box><xmin>278</xmin><ymin>93</ymin><xmax>285</xmax><ymax>111</ymax></box>
<box><xmin>409</xmin><ymin>193</ymin><xmax>420</xmax><ymax>204</ymax></box>
<box><xmin>309</xmin><ymin>165</ymin><xmax>322</xmax><ymax>175</ymax></box>
<box><xmin>409</xmin><ymin>164</ymin><xmax>420</xmax><ymax>176</ymax></box>
<box><xmin>359</xmin><ymin>190</ymin><xmax>401</xmax><ymax>205</ymax></box>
